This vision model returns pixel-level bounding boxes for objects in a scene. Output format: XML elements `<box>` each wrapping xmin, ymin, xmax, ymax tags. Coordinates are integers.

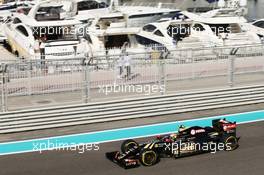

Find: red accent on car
<box><xmin>165</xmin><ymin>138</ymin><xmax>172</xmax><ymax>143</ymax></box>
<box><xmin>223</xmin><ymin>123</ymin><xmax>237</xmax><ymax>131</ymax></box>
<box><xmin>156</xmin><ymin>135</ymin><xmax>162</xmax><ymax>139</ymax></box>
<box><xmin>125</xmin><ymin>159</ymin><xmax>136</xmax><ymax>163</ymax></box>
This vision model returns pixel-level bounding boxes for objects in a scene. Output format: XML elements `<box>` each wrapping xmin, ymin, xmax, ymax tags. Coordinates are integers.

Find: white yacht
<box><xmin>135</xmin><ymin>19</ymin><xmax>217</xmax><ymax>51</ymax></box>
<box><xmin>0</xmin><ymin>0</ymin><xmax>34</xmax><ymax>20</ymax></box>
<box><xmin>73</xmin><ymin>0</ymin><xmax>181</xmax><ymax>28</ymax></box>
<box><xmin>134</xmin><ymin>1</ymin><xmax>261</xmax><ymax>53</ymax></box>
<box><xmin>79</xmin><ymin>23</ymin><xmax>147</xmax><ymax>59</ymax></box>
<box><xmin>182</xmin><ymin>0</ymin><xmax>262</xmax><ymax>45</ymax></box>
<box><xmin>181</xmin><ymin>10</ymin><xmax>261</xmax><ymax>46</ymax></box>
<box><xmin>3</xmin><ymin>0</ymin><xmax>90</xmax><ymax>59</ymax></box>
<box><xmin>70</xmin><ymin>0</ymin><xmax>182</xmax><ymax>57</ymax></box>
<box><xmin>0</xmin><ymin>0</ymin><xmax>35</xmax><ymax>42</ymax></box>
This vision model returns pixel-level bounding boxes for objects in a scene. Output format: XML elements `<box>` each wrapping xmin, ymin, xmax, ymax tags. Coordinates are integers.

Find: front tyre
<box><xmin>140</xmin><ymin>149</ymin><xmax>157</xmax><ymax>166</ymax></box>
<box><xmin>121</xmin><ymin>139</ymin><xmax>138</xmax><ymax>153</ymax></box>
<box><xmin>224</xmin><ymin>136</ymin><xmax>239</xmax><ymax>151</ymax></box>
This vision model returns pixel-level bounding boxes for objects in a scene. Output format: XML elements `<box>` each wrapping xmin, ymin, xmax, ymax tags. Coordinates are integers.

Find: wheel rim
<box><xmin>226</xmin><ymin>137</ymin><xmax>238</xmax><ymax>150</ymax></box>
<box><xmin>143</xmin><ymin>152</ymin><xmax>156</xmax><ymax>165</ymax></box>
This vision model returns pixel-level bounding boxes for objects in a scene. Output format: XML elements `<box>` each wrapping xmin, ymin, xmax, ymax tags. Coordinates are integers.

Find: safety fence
<box><xmin>0</xmin><ymin>44</ymin><xmax>264</xmax><ymax>111</ymax></box>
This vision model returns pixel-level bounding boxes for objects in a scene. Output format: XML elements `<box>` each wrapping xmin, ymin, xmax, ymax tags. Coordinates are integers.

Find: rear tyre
<box><xmin>121</xmin><ymin>139</ymin><xmax>138</xmax><ymax>153</ymax></box>
<box><xmin>139</xmin><ymin>148</ymin><xmax>157</xmax><ymax>166</ymax></box>
<box><xmin>224</xmin><ymin>136</ymin><xmax>238</xmax><ymax>151</ymax></box>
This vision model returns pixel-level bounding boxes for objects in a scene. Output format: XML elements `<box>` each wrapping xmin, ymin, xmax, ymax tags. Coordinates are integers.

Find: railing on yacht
<box><xmin>122</xmin><ymin>2</ymin><xmax>183</xmax><ymax>10</ymax></box>
<box><xmin>8</xmin><ymin>43</ymin><xmax>264</xmax><ymax>62</ymax></box>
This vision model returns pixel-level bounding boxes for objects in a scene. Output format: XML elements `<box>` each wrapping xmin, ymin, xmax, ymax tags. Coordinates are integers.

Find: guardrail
<box><xmin>1</xmin><ymin>84</ymin><xmax>264</xmax><ymax>134</ymax></box>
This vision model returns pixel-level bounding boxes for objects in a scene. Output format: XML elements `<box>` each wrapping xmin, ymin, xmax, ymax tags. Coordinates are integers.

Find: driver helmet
<box><xmin>170</xmin><ymin>133</ymin><xmax>177</xmax><ymax>140</ymax></box>
<box><xmin>178</xmin><ymin>125</ymin><xmax>186</xmax><ymax>132</ymax></box>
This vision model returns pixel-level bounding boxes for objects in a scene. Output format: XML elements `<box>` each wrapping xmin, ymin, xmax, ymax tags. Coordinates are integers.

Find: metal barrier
<box><xmin>1</xmin><ymin>84</ymin><xmax>264</xmax><ymax>133</ymax></box>
<box><xmin>1</xmin><ymin>44</ymin><xmax>264</xmax><ymax>111</ymax></box>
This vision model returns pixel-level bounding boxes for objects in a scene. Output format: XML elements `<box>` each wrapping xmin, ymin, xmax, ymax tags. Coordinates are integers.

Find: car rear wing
<box><xmin>212</xmin><ymin>118</ymin><xmax>237</xmax><ymax>132</ymax></box>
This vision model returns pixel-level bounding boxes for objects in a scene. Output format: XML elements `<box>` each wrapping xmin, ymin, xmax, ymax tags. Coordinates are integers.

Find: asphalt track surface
<box><xmin>0</xmin><ymin>121</ymin><xmax>263</xmax><ymax>175</ymax></box>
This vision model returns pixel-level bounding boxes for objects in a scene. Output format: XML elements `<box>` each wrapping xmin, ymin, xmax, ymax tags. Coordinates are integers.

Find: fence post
<box><xmin>83</xmin><ymin>60</ymin><xmax>91</xmax><ymax>103</ymax></box>
<box><xmin>228</xmin><ymin>47</ymin><xmax>239</xmax><ymax>87</ymax></box>
<box><xmin>163</xmin><ymin>58</ymin><xmax>167</xmax><ymax>94</ymax></box>
<box><xmin>27</xmin><ymin>61</ymin><xmax>32</xmax><ymax>95</ymax></box>
<box><xmin>191</xmin><ymin>50</ymin><xmax>195</xmax><ymax>79</ymax></box>
<box><xmin>114</xmin><ymin>56</ymin><xmax>117</xmax><ymax>84</ymax></box>
<box><xmin>1</xmin><ymin>63</ymin><xmax>7</xmax><ymax>112</ymax></box>
<box><xmin>159</xmin><ymin>57</ymin><xmax>166</xmax><ymax>95</ymax></box>
<box><xmin>228</xmin><ymin>55</ymin><xmax>235</xmax><ymax>87</ymax></box>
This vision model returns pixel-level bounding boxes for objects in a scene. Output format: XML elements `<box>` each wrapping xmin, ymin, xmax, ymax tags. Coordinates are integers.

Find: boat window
<box><xmin>17</xmin><ymin>7</ymin><xmax>32</xmax><ymax>15</ymax></box>
<box><xmin>0</xmin><ymin>4</ymin><xmax>17</xmax><ymax>11</ymax></box>
<box><xmin>13</xmin><ymin>17</ymin><xmax>22</xmax><ymax>24</ymax></box>
<box><xmin>98</xmin><ymin>17</ymin><xmax>125</xmax><ymax>29</ymax></box>
<box><xmin>253</xmin><ymin>21</ymin><xmax>264</xmax><ymax>28</ymax></box>
<box><xmin>161</xmin><ymin>11</ymin><xmax>187</xmax><ymax>20</ymax></box>
<box><xmin>16</xmin><ymin>25</ymin><xmax>29</xmax><ymax>37</ymax></box>
<box><xmin>135</xmin><ymin>35</ymin><xmax>166</xmax><ymax>51</ymax></box>
<box><xmin>229</xmin><ymin>23</ymin><xmax>241</xmax><ymax>33</ymax></box>
<box><xmin>143</xmin><ymin>25</ymin><xmax>157</xmax><ymax>32</ymax></box>
<box><xmin>84</xmin><ymin>34</ymin><xmax>92</xmax><ymax>44</ymax></box>
<box><xmin>154</xmin><ymin>30</ymin><xmax>164</xmax><ymax>37</ymax></box>
<box><xmin>193</xmin><ymin>23</ymin><xmax>205</xmax><ymax>31</ymax></box>
<box><xmin>98</xmin><ymin>2</ymin><xmax>108</xmax><ymax>8</ymax></box>
<box><xmin>77</xmin><ymin>0</ymin><xmax>107</xmax><ymax>11</ymax></box>
<box><xmin>105</xmin><ymin>35</ymin><xmax>130</xmax><ymax>49</ymax></box>
<box><xmin>129</xmin><ymin>13</ymin><xmax>163</xmax><ymax>19</ymax></box>
<box><xmin>135</xmin><ymin>35</ymin><xmax>161</xmax><ymax>45</ymax></box>
<box><xmin>1</xmin><ymin>2</ymin><xmax>29</xmax><ymax>11</ymax></box>
<box><xmin>36</xmin><ymin>6</ymin><xmax>62</xmax><ymax>21</ymax></box>
<box><xmin>80</xmin><ymin>19</ymin><xmax>88</xmax><ymax>24</ymax></box>
<box><xmin>167</xmin><ymin>24</ymin><xmax>191</xmax><ymax>40</ymax></box>
<box><xmin>100</xmin><ymin>16</ymin><xmax>124</xmax><ymax>20</ymax></box>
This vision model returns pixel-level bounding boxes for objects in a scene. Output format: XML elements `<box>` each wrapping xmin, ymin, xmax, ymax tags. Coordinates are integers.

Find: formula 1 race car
<box><xmin>106</xmin><ymin>119</ymin><xmax>239</xmax><ymax>169</ymax></box>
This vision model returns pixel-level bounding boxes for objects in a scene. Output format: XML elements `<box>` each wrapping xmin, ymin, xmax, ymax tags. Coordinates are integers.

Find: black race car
<box><xmin>106</xmin><ymin>119</ymin><xmax>239</xmax><ymax>169</ymax></box>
